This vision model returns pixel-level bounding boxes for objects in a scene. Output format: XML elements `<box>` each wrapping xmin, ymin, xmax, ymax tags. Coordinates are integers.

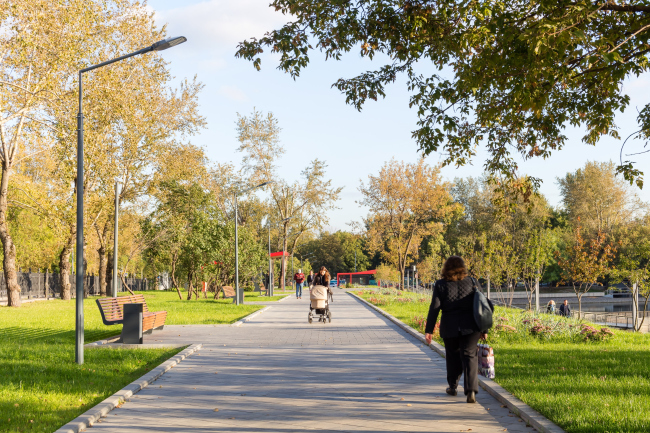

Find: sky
<box><xmin>148</xmin><ymin>0</ymin><xmax>650</xmax><ymax>231</ymax></box>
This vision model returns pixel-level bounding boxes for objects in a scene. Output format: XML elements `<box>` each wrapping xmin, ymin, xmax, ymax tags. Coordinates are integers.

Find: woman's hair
<box><xmin>319</xmin><ymin>266</ymin><xmax>331</xmax><ymax>279</ymax></box>
<box><xmin>441</xmin><ymin>256</ymin><xmax>468</xmax><ymax>281</ymax></box>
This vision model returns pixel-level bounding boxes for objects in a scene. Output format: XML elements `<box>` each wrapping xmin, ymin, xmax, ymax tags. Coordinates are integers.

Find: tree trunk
<box><xmin>106</xmin><ymin>252</ymin><xmax>114</xmax><ymax>296</ymax></box>
<box><xmin>0</xmin><ymin>164</ymin><xmax>21</xmax><ymax>306</ymax></box>
<box><xmin>281</xmin><ymin>229</ymin><xmax>288</xmax><ymax>291</ymax></box>
<box><xmin>97</xmin><ymin>245</ymin><xmax>107</xmax><ymax>296</ymax></box>
<box><xmin>59</xmin><ymin>230</ymin><xmax>75</xmax><ymax>301</ymax></box>
<box><xmin>119</xmin><ymin>273</ymin><xmax>135</xmax><ymax>295</ymax></box>
<box><xmin>186</xmin><ymin>270</ymin><xmax>193</xmax><ymax>300</ymax></box>
<box><xmin>577</xmin><ymin>294</ymin><xmax>582</xmax><ymax>319</ymax></box>
<box><xmin>96</xmin><ymin>222</ymin><xmax>110</xmax><ymax>296</ymax></box>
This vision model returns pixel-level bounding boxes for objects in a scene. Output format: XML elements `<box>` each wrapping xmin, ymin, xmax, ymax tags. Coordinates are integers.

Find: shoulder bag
<box><xmin>472</xmin><ymin>278</ymin><xmax>494</xmax><ymax>332</ymax></box>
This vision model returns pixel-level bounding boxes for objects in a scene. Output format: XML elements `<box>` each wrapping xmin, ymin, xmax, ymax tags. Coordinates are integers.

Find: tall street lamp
<box><xmin>75</xmin><ymin>36</ymin><xmax>187</xmax><ymax>365</ymax></box>
<box><xmin>234</xmin><ymin>181</ymin><xmax>272</xmax><ymax>305</ymax></box>
<box><xmin>266</xmin><ymin>218</ymin><xmax>273</xmax><ymax>297</ymax></box>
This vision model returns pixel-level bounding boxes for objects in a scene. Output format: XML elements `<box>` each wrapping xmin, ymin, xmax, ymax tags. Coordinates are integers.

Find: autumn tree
<box><xmin>0</xmin><ymin>0</ymin><xmax>134</xmax><ymax>305</ymax></box>
<box><xmin>610</xmin><ymin>216</ymin><xmax>650</xmax><ymax>331</ymax></box>
<box><xmin>236</xmin><ymin>109</ymin><xmax>342</xmax><ymax>289</ymax></box>
<box><xmin>360</xmin><ymin>159</ymin><xmax>459</xmax><ymax>286</ymax></box>
<box><xmin>558</xmin><ymin>161</ymin><xmax>644</xmax><ymax>235</ymax></box>
<box><xmin>237</xmin><ymin>0</ymin><xmax>650</xmax><ymax>194</ymax></box>
<box><xmin>375</xmin><ymin>263</ymin><xmax>400</xmax><ymax>285</ymax></box>
<box><xmin>556</xmin><ymin>225</ymin><xmax>616</xmax><ymax>318</ymax></box>
<box><xmin>521</xmin><ymin>229</ymin><xmax>558</xmax><ymax>310</ymax></box>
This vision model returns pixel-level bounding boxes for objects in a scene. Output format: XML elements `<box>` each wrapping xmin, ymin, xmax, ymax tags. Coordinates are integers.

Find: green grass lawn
<box><xmin>354</xmin><ymin>289</ymin><xmax>650</xmax><ymax>433</ymax></box>
<box><xmin>124</xmin><ymin>290</ymin><xmax>276</xmax><ymax>324</ymax></box>
<box><xmin>0</xmin><ymin>291</ymin><xmax>267</xmax><ymax>432</ymax></box>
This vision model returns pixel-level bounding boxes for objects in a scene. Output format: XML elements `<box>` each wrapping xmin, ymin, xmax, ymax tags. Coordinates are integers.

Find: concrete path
<box><xmin>90</xmin><ymin>289</ymin><xmax>536</xmax><ymax>432</ymax></box>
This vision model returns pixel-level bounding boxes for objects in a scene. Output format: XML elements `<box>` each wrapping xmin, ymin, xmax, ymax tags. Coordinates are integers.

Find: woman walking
<box><xmin>312</xmin><ymin>266</ymin><xmax>332</xmax><ymax>302</ymax></box>
<box><xmin>424</xmin><ymin>256</ymin><xmax>488</xmax><ymax>403</ymax></box>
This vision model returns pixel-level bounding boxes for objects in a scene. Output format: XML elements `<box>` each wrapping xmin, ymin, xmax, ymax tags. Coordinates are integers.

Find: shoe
<box><xmin>446</xmin><ymin>387</ymin><xmax>457</xmax><ymax>396</ymax></box>
<box><xmin>466</xmin><ymin>391</ymin><xmax>476</xmax><ymax>403</ymax></box>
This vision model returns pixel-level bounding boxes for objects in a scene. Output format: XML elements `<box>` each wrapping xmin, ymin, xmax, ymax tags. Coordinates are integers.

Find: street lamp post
<box><xmin>112</xmin><ymin>180</ymin><xmax>122</xmax><ymax>297</ymax></box>
<box><xmin>267</xmin><ymin>220</ymin><xmax>273</xmax><ymax>297</ymax></box>
<box><xmin>234</xmin><ymin>182</ymin><xmax>272</xmax><ymax>305</ymax></box>
<box><xmin>75</xmin><ymin>36</ymin><xmax>187</xmax><ymax>365</ymax></box>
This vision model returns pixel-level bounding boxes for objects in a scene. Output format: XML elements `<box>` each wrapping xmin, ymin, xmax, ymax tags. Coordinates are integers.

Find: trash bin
<box><xmin>122</xmin><ymin>303</ymin><xmax>143</xmax><ymax>344</ymax></box>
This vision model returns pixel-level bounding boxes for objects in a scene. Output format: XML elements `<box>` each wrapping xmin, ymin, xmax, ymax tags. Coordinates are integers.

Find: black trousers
<box><xmin>443</xmin><ymin>331</ymin><xmax>481</xmax><ymax>395</ymax></box>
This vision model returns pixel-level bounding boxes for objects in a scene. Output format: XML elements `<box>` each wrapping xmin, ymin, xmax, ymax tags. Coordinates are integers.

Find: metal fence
<box><xmin>0</xmin><ymin>271</ymin><xmax>150</xmax><ymax>302</ymax></box>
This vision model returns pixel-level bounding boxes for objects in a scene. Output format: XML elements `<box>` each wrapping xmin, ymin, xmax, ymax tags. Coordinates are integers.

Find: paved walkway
<box><xmin>91</xmin><ymin>290</ymin><xmax>536</xmax><ymax>432</ymax></box>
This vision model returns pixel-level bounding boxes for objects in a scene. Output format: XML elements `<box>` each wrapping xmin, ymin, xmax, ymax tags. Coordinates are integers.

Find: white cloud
<box><xmin>218</xmin><ymin>85</ymin><xmax>248</xmax><ymax>102</ymax></box>
<box><xmin>155</xmin><ymin>0</ymin><xmax>290</xmax><ymax>52</ymax></box>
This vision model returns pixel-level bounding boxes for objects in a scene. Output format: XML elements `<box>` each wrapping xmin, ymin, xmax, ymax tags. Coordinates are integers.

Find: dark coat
<box><xmin>559</xmin><ymin>303</ymin><xmax>571</xmax><ymax>317</ymax></box>
<box><xmin>313</xmin><ymin>273</ymin><xmax>330</xmax><ymax>287</ymax></box>
<box><xmin>307</xmin><ymin>274</ymin><xmax>314</xmax><ymax>285</ymax></box>
<box><xmin>425</xmin><ymin>276</ymin><xmax>481</xmax><ymax>338</ymax></box>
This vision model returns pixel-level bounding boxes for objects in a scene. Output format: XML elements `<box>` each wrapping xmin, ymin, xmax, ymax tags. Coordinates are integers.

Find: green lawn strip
<box><xmin>120</xmin><ymin>291</ymin><xmax>263</xmax><ymax>325</ymax></box>
<box><xmin>1</xmin><ymin>291</ymin><xmax>267</xmax><ymax>432</ymax></box>
<box><xmin>355</xmin><ymin>290</ymin><xmax>650</xmax><ymax>433</ymax></box>
<box><xmin>0</xmin><ymin>300</ymin><xmax>181</xmax><ymax>432</ymax></box>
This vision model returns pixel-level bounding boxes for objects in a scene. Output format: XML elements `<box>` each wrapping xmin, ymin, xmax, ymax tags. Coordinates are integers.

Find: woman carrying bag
<box><xmin>424</xmin><ymin>256</ymin><xmax>489</xmax><ymax>404</ymax></box>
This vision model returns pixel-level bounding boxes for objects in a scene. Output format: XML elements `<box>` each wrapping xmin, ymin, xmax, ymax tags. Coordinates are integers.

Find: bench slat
<box><xmin>96</xmin><ymin>295</ymin><xmax>167</xmax><ymax>331</ymax></box>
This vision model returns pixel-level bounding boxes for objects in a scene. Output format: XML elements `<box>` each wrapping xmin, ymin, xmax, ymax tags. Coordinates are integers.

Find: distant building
<box><xmin>336</xmin><ymin>270</ymin><xmax>377</xmax><ymax>287</ymax></box>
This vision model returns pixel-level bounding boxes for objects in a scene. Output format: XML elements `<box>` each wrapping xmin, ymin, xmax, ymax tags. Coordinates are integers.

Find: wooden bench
<box><xmin>96</xmin><ymin>294</ymin><xmax>167</xmax><ymax>334</ymax></box>
<box><xmin>221</xmin><ymin>285</ymin><xmax>236</xmax><ymax>301</ymax></box>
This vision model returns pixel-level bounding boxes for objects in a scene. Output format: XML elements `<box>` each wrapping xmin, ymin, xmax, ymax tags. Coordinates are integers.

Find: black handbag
<box><xmin>472</xmin><ymin>278</ymin><xmax>494</xmax><ymax>332</ymax></box>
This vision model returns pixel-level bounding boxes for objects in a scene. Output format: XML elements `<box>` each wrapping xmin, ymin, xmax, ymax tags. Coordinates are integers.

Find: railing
<box><xmin>0</xmin><ymin>271</ymin><xmax>150</xmax><ymax>302</ymax></box>
<box><xmin>581</xmin><ymin>311</ymin><xmax>650</xmax><ymax>330</ymax></box>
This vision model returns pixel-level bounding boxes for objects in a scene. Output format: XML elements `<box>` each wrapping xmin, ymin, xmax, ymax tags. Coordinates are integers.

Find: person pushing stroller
<box><xmin>308</xmin><ymin>266</ymin><xmax>333</xmax><ymax>323</ymax></box>
<box><xmin>312</xmin><ymin>266</ymin><xmax>333</xmax><ymax>302</ymax></box>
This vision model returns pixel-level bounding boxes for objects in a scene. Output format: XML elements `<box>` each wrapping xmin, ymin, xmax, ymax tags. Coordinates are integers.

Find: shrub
<box><xmin>495</xmin><ymin>324</ymin><xmax>517</xmax><ymax>333</ymax></box>
<box><xmin>368</xmin><ymin>297</ymin><xmax>386</xmax><ymax>306</ymax></box>
<box><xmin>580</xmin><ymin>324</ymin><xmax>615</xmax><ymax>342</ymax></box>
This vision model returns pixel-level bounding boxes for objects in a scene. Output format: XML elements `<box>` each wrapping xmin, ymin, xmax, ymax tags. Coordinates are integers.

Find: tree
<box><xmin>236</xmin><ymin>0</ymin><xmax>650</xmax><ymax>194</ymax></box>
<box><xmin>300</xmin><ymin>230</ymin><xmax>369</xmax><ymax>275</ymax></box>
<box><xmin>556</xmin><ymin>225</ymin><xmax>616</xmax><ymax>318</ymax></box>
<box><xmin>558</xmin><ymin>161</ymin><xmax>644</xmax><ymax>235</ymax></box>
<box><xmin>361</xmin><ymin>159</ymin><xmax>459</xmax><ymax>285</ymax></box>
<box><xmin>0</xmin><ymin>0</ymin><xmax>133</xmax><ymax>305</ymax></box>
<box><xmin>375</xmin><ymin>263</ymin><xmax>400</xmax><ymax>286</ymax></box>
<box><xmin>236</xmin><ymin>109</ymin><xmax>342</xmax><ymax>289</ymax></box>
<box><xmin>521</xmin><ymin>229</ymin><xmax>558</xmax><ymax>310</ymax></box>
<box><xmin>610</xmin><ymin>217</ymin><xmax>650</xmax><ymax>331</ymax></box>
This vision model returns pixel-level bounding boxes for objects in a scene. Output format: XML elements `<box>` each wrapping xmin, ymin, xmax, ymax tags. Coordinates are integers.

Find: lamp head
<box><xmin>152</xmin><ymin>36</ymin><xmax>187</xmax><ymax>52</ymax></box>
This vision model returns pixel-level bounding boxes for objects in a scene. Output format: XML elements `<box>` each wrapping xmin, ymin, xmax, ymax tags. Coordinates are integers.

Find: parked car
<box><xmin>330</xmin><ymin>279</ymin><xmax>339</xmax><ymax>287</ymax></box>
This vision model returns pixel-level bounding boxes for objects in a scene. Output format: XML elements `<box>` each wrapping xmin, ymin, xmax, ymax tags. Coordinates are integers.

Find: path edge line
<box><xmin>347</xmin><ymin>292</ymin><xmax>565</xmax><ymax>433</ymax></box>
<box><xmin>232</xmin><ymin>305</ymin><xmax>271</xmax><ymax>326</ymax></box>
<box><xmin>54</xmin><ymin>343</ymin><xmax>202</xmax><ymax>433</ymax></box>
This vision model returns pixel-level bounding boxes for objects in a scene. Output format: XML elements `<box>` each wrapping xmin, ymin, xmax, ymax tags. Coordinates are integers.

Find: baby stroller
<box><xmin>308</xmin><ymin>285</ymin><xmax>332</xmax><ymax>324</ymax></box>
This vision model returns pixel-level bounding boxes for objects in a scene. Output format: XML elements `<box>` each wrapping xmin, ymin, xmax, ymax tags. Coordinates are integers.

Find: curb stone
<box><xmin>232</xmin><ymin>306</ymin><xmax>272</xmax><ymax>326</ymax></box>
<box><xmin>348</xmin><ymin>292</ymin><xmax>566</xmax><ymax>433</ymax></box>
<box><xmin>54</xmin><ymin>343</ymin><xmax>202</xmax><ymax>433</ymax></box>
<box><xmin>84</xmin><ymin>336</ymin><xmax>121</xmax><ymax>348</ymax></box>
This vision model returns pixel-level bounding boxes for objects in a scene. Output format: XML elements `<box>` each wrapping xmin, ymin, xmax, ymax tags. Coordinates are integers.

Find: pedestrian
<box><xmin>307</xmin><ymin>269</ymin><xmax>315</xmax><ymax>288</ymax></box>
<box><xmin>294</xmin><ymin>268</ymin><xmax>305</xmax><ymax>299</ymax></box>
<box><xmin>546</xmin><ymin>300</ymin><xmax>556</xmax><ymax>314</ymax></box>
<box><xmin>313</xmin><ymin>266</ymin><xmax>332</xmax><ymax>302</ymax></box>
<box><xmin>559</xmin><ymin>299</ymin><xmax>571</xmax><ymax>317</ymax></box>
<box><xmin>424</xmin><ymin>256</ymin><xmax>488</xmax><ymax>404</ymax></box>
